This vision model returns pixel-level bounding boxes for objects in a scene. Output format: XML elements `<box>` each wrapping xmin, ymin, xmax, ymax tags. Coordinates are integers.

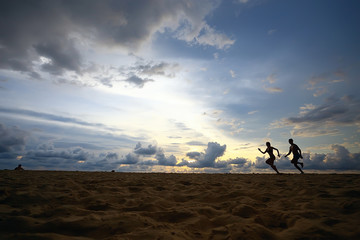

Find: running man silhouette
<box><xmin>285</xmin><ymin>138</ymin><xmax>304</xmax><ymax>174</ymax></box>
<box><xmin>258</xmin><ymin>142</ymin><xmax>281</xmax><ymax>174</ymax></box>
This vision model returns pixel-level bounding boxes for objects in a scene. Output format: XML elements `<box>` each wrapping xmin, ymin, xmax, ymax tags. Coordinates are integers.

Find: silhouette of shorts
<box><xmin>291</xmin><ymin>154</ymin><xmax>300</xmax><ymax>164</ymax></box>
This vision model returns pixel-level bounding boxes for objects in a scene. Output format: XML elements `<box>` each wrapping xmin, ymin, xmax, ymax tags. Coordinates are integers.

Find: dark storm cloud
<box><xmin>119</xmin><ymin>153</ymin><xmax>140</xmax><ymax>165</ymax></box>
<box><xmin>79</xmin><ymin>159</ymin><xmax>120</xmax><ymax>171</ymax></box>
<box><xmin>0</xmin><ymin>0</ymin><xmax>233</xmax><ymax>78</ymax></box>
<box><xmin>34</xmin><ymin>38</ymin><xmax>82</xmax><ymax>75</ymax></box>
<box><xmin>0</xmin><ymin>123</ymin><xmax>27</xmax><ymax>153</ymax></box>
<box><xmin>201</xmin><ymin>142</ymin><xmax>227</xmax><ymax>167</ymax></box>
<box><xmin>134</xmin><ymin>142</ymin><xmax>157</xmax><ymax>155</ymax></box>
<box><xmin>156</xmin><ymin>148</ymin><xmax>177</xmax><ymax>166</ymax></box>
<box><xmin>186</xmin><ymin>151</ymin><xmax>201</xmax><ymax>159</ymax></box>
<box><xmin>27</xmin><ymin>147</ymin><xmax>90</xmax><ymax>161</ymax></box>
<box><xmin>308</xmin><ymin>145</ymin><xmax>360</xmax><ymax>170</ymax></box>
<box><xmin>102</xmin><ymin>152</ymin><xmax>118</xmax><ymax>161</ymax></box>
<box><xmin>228</xmin><ymin>157</ymin><xmax>247</xmax><ymax>165</ymax></box>
<box><xmin>0</xmin><ymin>0</ymin><xmax>81</xmax><ymax>74</ymax></box>
<box><xmin>54</xmin><ymin>141</ymin><xmax>105</xmax><ymax>150</ymax></box>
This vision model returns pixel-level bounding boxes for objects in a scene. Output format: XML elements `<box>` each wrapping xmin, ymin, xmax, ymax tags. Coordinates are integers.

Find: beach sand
<box><xmin>0</xmin><ymin>171</ymin><xmax>359</xmax><ymax>240</ymax></box>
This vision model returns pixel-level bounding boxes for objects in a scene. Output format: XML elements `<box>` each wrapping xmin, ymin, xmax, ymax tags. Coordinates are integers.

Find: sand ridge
<box><xmin>0</xmin><ymin>171</ymin><xmax>359</xmax><ymax>239</ymax></box>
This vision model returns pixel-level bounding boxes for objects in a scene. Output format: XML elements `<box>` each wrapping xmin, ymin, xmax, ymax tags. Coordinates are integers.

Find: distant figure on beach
<box><xmin>14</xmin><ymin>164</ymin><xmax>24</xmax><ymax>170</ymax></box>
<box><xmin>285</xmin><ymin>139</ymin><xmax>304</xmax><ymax>174</ymax></box>
<box><xmin>258</xmin><ymin>142</ymin><xmax>281</xmax><ymax>174</ymax></box>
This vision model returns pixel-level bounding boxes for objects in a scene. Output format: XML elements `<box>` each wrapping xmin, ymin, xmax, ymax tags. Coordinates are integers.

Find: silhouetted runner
<box><xmin>285</xmin><ymin>138</ymin><xmax>304</xmax><ymax>174</ymax></box>
<box><xmin>258</xmin><ymin>142</ymin><xmax>281</xmax><ymax>174</ymax></box>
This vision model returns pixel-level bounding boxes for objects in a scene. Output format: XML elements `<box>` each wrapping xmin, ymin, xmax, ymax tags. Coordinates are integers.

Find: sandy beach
<box><xmin>0</xmin><ymin>171</ymin><xmax>359</xmax><ymax>240</ymax></box>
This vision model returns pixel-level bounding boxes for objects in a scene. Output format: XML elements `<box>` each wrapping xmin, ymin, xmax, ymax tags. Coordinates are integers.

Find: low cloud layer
<box><xmin>1</xmin><ymin>122</ymin><xmax>359</xmax><ymax>172</ymax></box>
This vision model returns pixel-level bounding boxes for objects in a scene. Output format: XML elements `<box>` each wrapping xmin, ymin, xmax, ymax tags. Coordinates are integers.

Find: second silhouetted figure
<box><xmin>285</xmin><ymin>138</ymin><xmax>304</xmax><ymax>174</ymax></box>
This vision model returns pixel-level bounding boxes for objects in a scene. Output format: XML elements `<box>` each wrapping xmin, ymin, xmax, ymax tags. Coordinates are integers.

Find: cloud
<box><xmin>215</xmin><ymin>118</ymin><xmax>245</xmax><ymax>135</ymax></box>
<box><xmin>99</xmin><ymin>77</ymin><xmax>114</xmax><ymax>88</ymax></box>
<box><xmin>170</xmin><ymin>120</ymin><xmax>192</xmax><ymax>131</ymax></box>
<box><xmin>263</xmin><ymin>74</ymin><xmax>282</xmax><ymax>93</ymax></box>
<box><xmin>1</xmin><ymin>124</ymin><xmax>252</xmax><ymax>171</ymax></box>
<box><xmin>0</xmin><ymin>110</ymin><xmax>146</xmax><ymax>170</ymax></box>
<box><xmin>34</xmin><ymin>38</ymin><xmax>82</xmax><ymax>75</ymax></box>
<box><xmin>230</xmin><ymin>70</ymin><xmax>236</xmax><ymax>78</ymax></box>
<box><xmin>290</xmin><ymin>128</ymin><xmax>340</xmax><ymax>137</ymax></box>
<box><xmin>186</xmin><ymin>152</ymin><xmax>201</xmax><ymax>159</ymax></box>
<box><xmin>27</xmin><ymin>147</ymin><xmax>89</xmax><ymax>161</ymax></box>
<box><xmin>254</xmin><ymin>156</ymin><xmax>269</xmax><ymax>169</ymax></box>
<box><xmin>287</xmin><ymin>96</ymin><xmax>359</xmax><ymax>125</ymax></box>
<box><xmin>264</xmin><ymin>87</ymin><xmax>283</xmax><ymax>93</ymax></box>
<box><xmin>2</xmin><ymin>128</ymin><xmax>359</xmax><ymax>171</ymax></box>
<box><xmin>102</xmin><ymin>152</ymin><xmax>118</xmax><ymax>161</ymax></box>
<box><xmin>168</xmin><ymin>136</ymin><xmax>182</xmax><ymax>139</ymax></box>
<box><xmin>235</xmin><ymin>143</ymin><xmax>254</xmax><ymax>150</ymax></box>
<box><xmin>307</xmin><ymin>71</ymin><xmax>346</xmax><ymax>97</ymax></box>
<box><xmin>307</xmin><ymin>76</ymin><xmax>328</xmax><ymax>97</ymax></box>
<box><xmin>228</xmin><ymin>157</ymin><xmax>247</xmax><ymax>165</ymax></box>
<box><xmin>194</xmin><ymin>24</ymin><xmax>235</xmax><ymax>49</ymax></box>
<box><xmin>186</xmin><ymin>141</ymin><xmax>206</xmax><ymax>146</ymax></box>
<box><xmin>266</xmin><ymin>73</ymin><xmax>277</xmax><ymax>84</ymax></box>
<box><xmin>248</xmin><ymin>110</ymin><xmax>258</xmax><ymax>115</ymax></box>
<box><xmin>180</xmin><ymin>145</ymin><xmax>250</xmax><ymax>171</ymax></box>
<box><xmin>156</xmin><ymin>148</ymin><xmax>177</xmax><ymax>166</ymax></box>
<box><xmin>0</xmin><ymin>0</ymin><xmax>234</xmax><ymax>79</ymax></box>
<box><xmin>271</xmin><ymin>96</ymin><xmax>360</xmax><ymax>137</ymax></box>
<box><xmin>0</xmin><ymin>107</ymin><xmax>118</xmax><ymax>131</ymax></box>
<box><xmin>87</xmin><ymin>59</ymin><xmax>179</xmax><ymax>88</ymax></box>
<box><xmin>181</xmin><ymin>142</ymin><xmax>226</xmax><ymax>168</ymax></box>
<box><xmin>0</xmin><ymin>123</ymin><xmax>27</xmax><ymax>153</ymax></box>
<box><xmin>123</xmin><ymin>75</ymin><xmax>154</xmax><ymax>88</ymax></box>
<box><xmin>132</xmin><ymin>62</ymin><xmax>180</xmax><ymax>78</ymax></box>
<box><xmin>267</xmin><ymin>29</ymin><xmax>277</xmax><ymax>35</ymax></box>
<box><xmin>119</xmin><ymin>143</ymin><xmax>177</xmax><ymax>167</ymax></box>
<box><xmin>134</xmin><ymin>142</ymin><xmax>157</xmax><ymax>155</ymax></box>
<box><xmin>119</xmin><ymin>153</ymin><xmax>139</xmax><ymax>164</ymax></box>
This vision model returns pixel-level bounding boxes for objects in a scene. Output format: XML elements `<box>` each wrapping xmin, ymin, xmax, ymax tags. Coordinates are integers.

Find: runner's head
<box><xmin>266</xmin><ymin>142</ymin><xmax>271</xmax><ymax>147</ymax></box>
<box><xmin>288</xmin><ymin>138</ymin><xmax>294</xmax><ymax>144</ymax></box>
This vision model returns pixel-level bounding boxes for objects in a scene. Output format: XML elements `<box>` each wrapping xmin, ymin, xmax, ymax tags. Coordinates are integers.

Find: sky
<box><xmin>1</xmin><ymin>0</ymin><xmax>360</xmax><ymax>173</ymax></box>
